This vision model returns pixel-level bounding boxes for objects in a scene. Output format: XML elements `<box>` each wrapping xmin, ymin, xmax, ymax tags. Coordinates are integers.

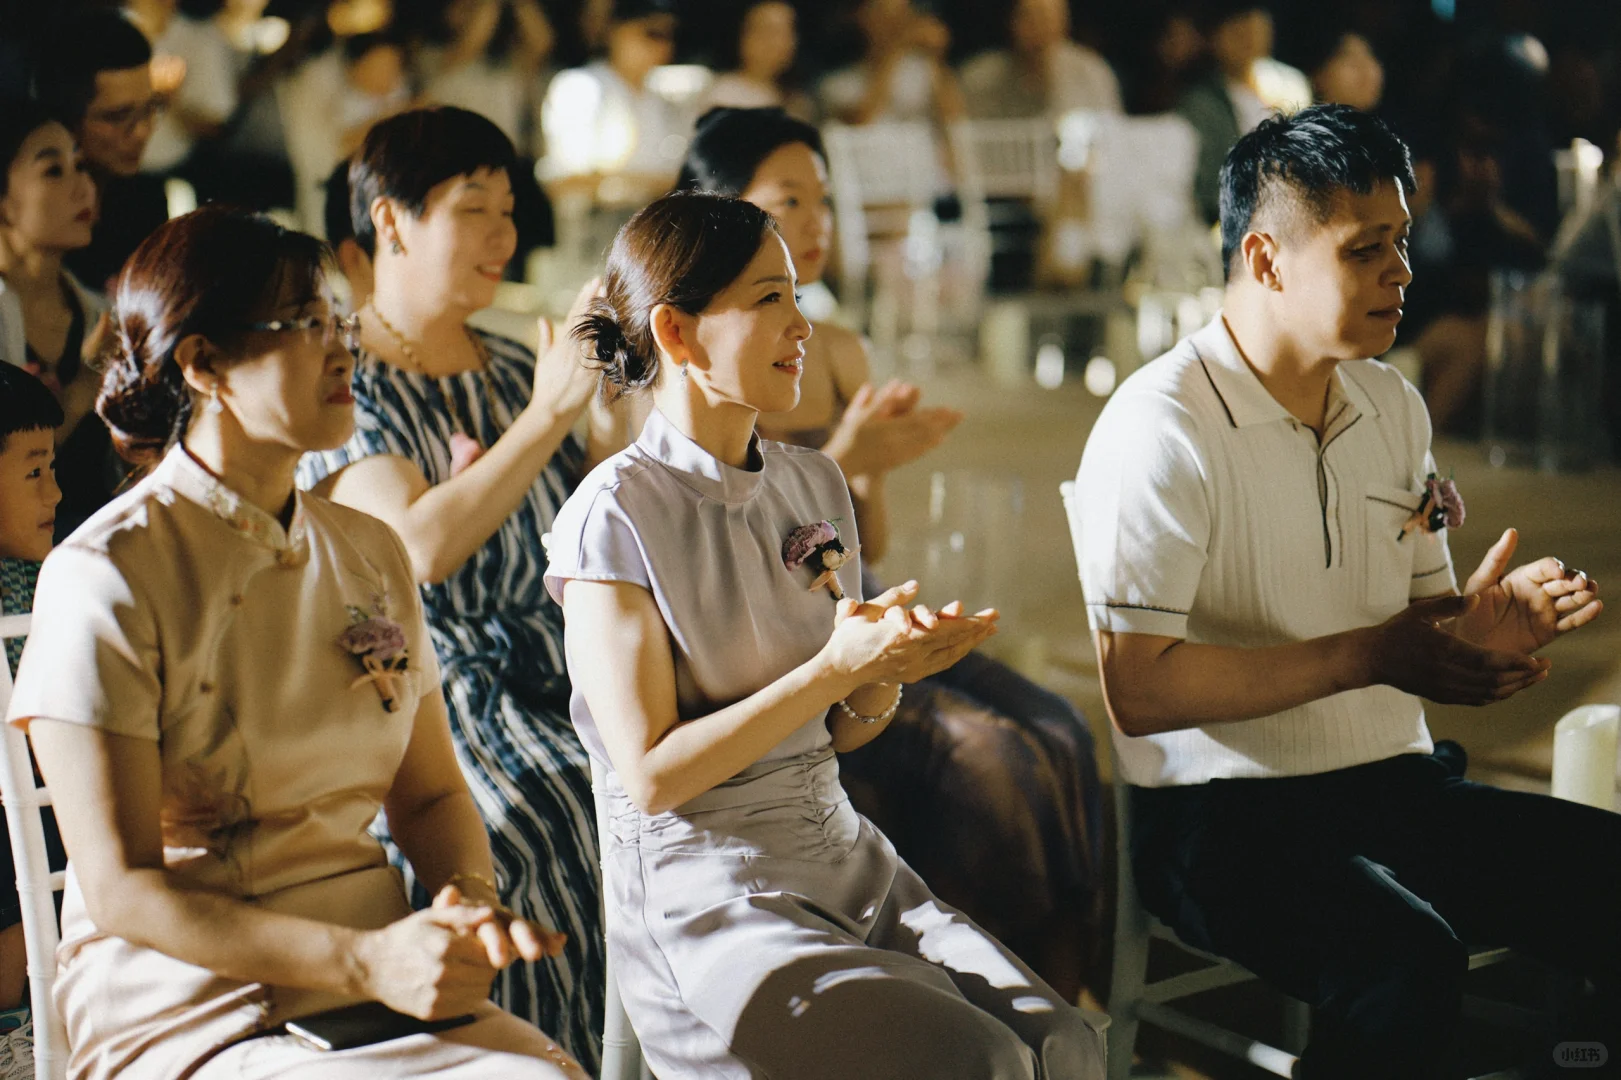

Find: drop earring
<box><xmin>679</xmin><ymin>360</ymin><xmax>688</xmax><ymax>380</ymax></box>
<box><xmin>206</xmin><ymin>389</ymin><xmax>223</xmax><ymax>416</ymax></box>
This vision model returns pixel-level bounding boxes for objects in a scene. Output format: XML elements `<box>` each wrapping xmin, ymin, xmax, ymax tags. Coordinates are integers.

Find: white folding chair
<box><xmin>820</xmin><ymin>120</ymin><xmax>945</xmax><ymax>350</ymax></box>
<box><xmin>1060</xmin><ymin>482</ymin><xmax>1568</xmax><ymax>1080</ymax></box>
<box><xmin>589</xmin><ymin>757</ymin><xmax>650</xmax><ymax>1080</ymax></box>
<box><xmin>0</xmin><ymin>613</ymin><xmax>68</xmax><ymax>1080</ymax></box>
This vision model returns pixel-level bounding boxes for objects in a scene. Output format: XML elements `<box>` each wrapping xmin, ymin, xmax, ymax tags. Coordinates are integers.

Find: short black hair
<box><xmin>348</xmin><ymin>107</ymin><xmax>517</xmax><ymax>258</ymax></box>
<box><xmin>0</xmin><ymin>365</ymin><xmax>65</xmax><ymax>455</ymax></box>
<box><xmin>678</xmin><ymin>107</ymin><xmax>825</xmax><ymax>197</ymax></box>
<box><xmin>1219</xmin><ymin>103</ymin><xmax>1416</xmax><ymax>281</ymax></box>
<box><xmin>0</xmin><ymin>99</ymin><xmax>66</xmax><ymax>201</ymax></box>
<box><xmin>31</xmin><ymin>9</ymin><xmax>153</xmax><ymax>130</ymax></box>
<box><xmin>324</xmin><ymin>158</ymin><xmax>355</xmax><ymax>245</ymax></box>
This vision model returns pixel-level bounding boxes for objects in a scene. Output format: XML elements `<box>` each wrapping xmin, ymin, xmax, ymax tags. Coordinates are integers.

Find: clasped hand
<box><xmin>357</xmin><ymin>882</ymin><xmax>567</xmax><ymax>1021</ymax></box>
<box><xmin>1369</xmin><ymin>528</ymin><xmax>1601</xmax><ymax>706</ymax></box>
<box><xmin>823</xmin><ymin>580</ymin><xmax>998</xmax><ymax>686</ymax></box>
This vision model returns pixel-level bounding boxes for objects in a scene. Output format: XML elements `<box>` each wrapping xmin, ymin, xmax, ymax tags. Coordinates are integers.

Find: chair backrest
<box><xmin>0</xmin><ymin>614</ymin><xmax>68</xmax><ymax>1080</ymax></box>
<box><xmin>588</xmin><ymin>757</ymin><xmax>645</xmax><ymax>1080</ymax></box>
<box><xmin>949</xmin><ymin>118</ymin><xmax>1060</xmax><ymax>208</ymax></box>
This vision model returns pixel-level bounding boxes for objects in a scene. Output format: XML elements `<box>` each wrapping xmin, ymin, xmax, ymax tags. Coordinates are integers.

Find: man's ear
<box><xmin>1239</xmin><ymin>229</ymin><xmax>1283</xmax><ymax>291</ymax></box>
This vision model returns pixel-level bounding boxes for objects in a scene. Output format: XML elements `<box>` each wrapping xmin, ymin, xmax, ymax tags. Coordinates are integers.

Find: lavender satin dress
<box><xmin>545</xmin><ymin>410</ymin><xmax>1104</xmax><ymax>1079</ymax></box>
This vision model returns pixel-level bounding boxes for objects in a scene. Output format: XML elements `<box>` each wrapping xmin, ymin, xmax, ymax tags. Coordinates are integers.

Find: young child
<box><xmin>0</xmin><ymin>363</ymin><xmax>63</xmax><ymax>1068</ymax></box>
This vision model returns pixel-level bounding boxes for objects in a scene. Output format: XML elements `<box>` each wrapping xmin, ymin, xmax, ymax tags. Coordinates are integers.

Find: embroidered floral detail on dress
<box><xmin>1398</xmin><ymin>473</ymin><xmax>1465</xmax><ymax>541</ymax></box>
<box><xmin>339</xmin><ymin>595</ymin><xmax>410</xmax><ymax>712</ymax></box>
<box><xmin>161</xmin><ymin>760</ymin><xmax>256</xmax><ymax>882</ymax></box>
<box><xmin>783</xmin><ymin>520</ymin><xmax>859</xmax><ymax>600</ymax></box>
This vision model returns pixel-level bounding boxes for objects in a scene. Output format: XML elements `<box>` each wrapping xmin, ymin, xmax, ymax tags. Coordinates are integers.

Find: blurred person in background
<box><xmin>127</xmin><ymin>0</ymin><xmax>239</xmax><ymax>181</ymax></box>
<box><xmin>960</xmin><ymin>0</ymin><xmax>1122</xmax><ymax>120</ymax></box>
<box><xmin>299</xmin><ymin>108</ymin><xmax>623</xmax><ymax>1073</ymax></box>
<box><xmin>1117</xmin><ymin>2</ymin><xmax>1204</xmax><ymax>115</ymax></box>
<box><xmin>1177</xmin><ymin>1</ymin><xmax>1309</xmax><ymax>224</ymax></box>
<box><xmin>538</xmin><ymin>0</ymin><xmax>685</xmax><ymax>208</ymax></box>
<box><xmin>0</xmin><ymin>102</ymin><xmax>126</xmax><ymax>542</ymax></box>
<box><xmin>422</xmin><ymin>0</ymin><xmax>557</xmax><ymax>157</ymax></box>
<box><xmin>680</xmin><ymin>107</ymin><xmax>1108</xmax><ymax>1002</ymax></box>
<box><xmin>1297</xmin><ymin>25</ymin><xmax>1385</xmax><ymax>112</ymax></box>
<box><xmin>819</xmin><ymin>0</ymin><xmax>964</xmax><ymax>126</ymax></box>
<box><xmin>697</xmin><ymin>1</ymin><xmax>814</xmax><ymax>120</ymax></box>
<box><xmin>32</xmin><ymin>7</ymin><xmax>168</xmax><ymax>293</ymax></box>
<box><xmin>324</xmin><ymin>158</ymin><xmax>374</xmax><ymax>309</ymax></box>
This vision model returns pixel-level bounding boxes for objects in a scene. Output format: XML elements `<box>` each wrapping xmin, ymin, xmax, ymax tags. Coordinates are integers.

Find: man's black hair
<box><xmin>0</xmin><ymin>365</ymin><xmax>65</xmax><ymax>455</ymax></box>
<box><xmin>1219</xmin><ymin>103</ymin><xmax>1416</xmax><ymax>281</ymax></box>
<box><xmin>324</xmin><ymin>158</ymin><xmax>355</xmax><ymax>246</ymax></box>
<box><xmin>30</xmin><ymin>8</ymin><xmax>153</xmax><ymax>130</ymax></box>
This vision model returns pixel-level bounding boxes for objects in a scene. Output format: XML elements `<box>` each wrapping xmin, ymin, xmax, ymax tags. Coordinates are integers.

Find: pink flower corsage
<box><xmin>338</xmin><ymin>599</ymin><xmax>410</xmax><ymax>712</ymax></box>
<box><xmin>784</xmin><ymin>519</ymin><xmax>859</xmax><ymax>600</ymax></box>
<box><xmin>1398</xmin><ymin>473</ymin><xmax>1465</xmax><ymax>541</ymax></box>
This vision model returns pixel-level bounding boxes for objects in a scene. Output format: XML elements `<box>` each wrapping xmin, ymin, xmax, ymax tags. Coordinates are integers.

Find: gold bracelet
<box><xmin>446</xmin><ymin>871</ymin><xmax>512</xmax><ymax>917</ymax></box>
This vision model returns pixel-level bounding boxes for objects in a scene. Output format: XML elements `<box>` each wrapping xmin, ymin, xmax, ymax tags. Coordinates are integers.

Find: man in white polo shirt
<box><xmin>1077</xmin><ymin>104</ymin><xmax>1613</xmax><ymax>1077</ymax></box>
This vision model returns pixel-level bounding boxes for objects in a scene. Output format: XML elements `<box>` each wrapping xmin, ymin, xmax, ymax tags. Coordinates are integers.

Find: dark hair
<box><xmin>99</xmin><ymin>206</ymin><xmax>328</xmax><ymax>465</ymax></box>
<box><xmin>342</xmin><ymin>29</ymin><xmax>408</xmax><ymax>64</ymax></box>
<box><xmin>31</xmin><ymin>9</ymin><xmax>153</xmax><ymax>130</ymax></box>
<box><xmin>0</xmin><ymin>99</ymin><xmax>66</xmax><ymax>201</ymax></box>
<box><xmin>576</xmin><ymin>191</ymin><xmax>777</xmax><ymax>397</ymax></box>
<box><xmin>714</xmin><ymin>0</ymin><xmax>795</xmax><ymax>75</ymax></box>
<box><xmin>611</xmin><ymin>0</ymin><xmax>679</xmax><ymax>24</ymax></box>
<box><xmin>0</xmin><ymin>365</ymin><xmax>65</xmax><ymax>455</ymax></box>
<box><xmin>348</xmin><ymin>107</ymin><xmax>517</xmax><ymax>258</ymax></box>
<box><xmin>1219</xmin><ymin>103</ymin><xmax>1416</xmax><ymax>280</ymax></box>
<box><xmin>324</xmin><ymin>158</ymin><xmax>355</xmax><ymax>246</ymax></box>
<box><xmin>678</xmin><ymin>107</ymin><xmax>825</xmax><ymax>197</ymax></box>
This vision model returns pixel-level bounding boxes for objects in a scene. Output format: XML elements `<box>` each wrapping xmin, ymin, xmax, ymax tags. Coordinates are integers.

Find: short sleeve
<box><xmin>1075</xmin><ymin>391</ymin><xmax>1211</xmax><ymax>638</ymax></box>
<box><xmin>1400</xmin><ymin>379</ymin><xmax>1458</xmax><ymax>599</ymax></box>
<box><xmin>297</xmin><ymin>367</ymin><xmax>428</xmax><ymax>491</ymax></box>
<box><xmin>543</xmin><ymin>484</ymin><xmax>652</xmax><ymax>605</ymax></box>
<box><xmin>6</xmin><ymin>544</ymin><xmax>161</xmax><ymax>739</ymax></box>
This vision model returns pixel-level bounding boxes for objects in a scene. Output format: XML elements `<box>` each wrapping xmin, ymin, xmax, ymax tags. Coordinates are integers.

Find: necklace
<box><xmin>363</xmin><ymin>301</ymin><xmax>501</xmax><ymax>468</ymax></box>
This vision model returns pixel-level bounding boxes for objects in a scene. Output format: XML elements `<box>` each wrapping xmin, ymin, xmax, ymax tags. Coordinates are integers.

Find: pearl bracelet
<box><xmin>834</xmin><ymin>686</ymin><xmax>903</xmax><ymax>725</ymax></box>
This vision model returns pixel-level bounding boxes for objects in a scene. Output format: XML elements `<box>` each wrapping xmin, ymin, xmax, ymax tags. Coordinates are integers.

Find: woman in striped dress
<box><xmin>297</xmin><ymin>108</ymin><xmax>618</xmax><ymax>1073</ymax></box>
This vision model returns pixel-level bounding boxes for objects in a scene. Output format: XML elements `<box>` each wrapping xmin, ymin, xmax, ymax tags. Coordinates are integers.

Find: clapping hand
<box><xmin>824</xmin><ymin>380</ymin><xmax>963</xmax><ymax>478</ymax></box>
<box><xmin>1455</xmin><ymin>528</ymin><xmax>1602</xmax><ymax>656</ymax></box>
<box><xmin>528</xmin><ymin>277</ymin><xmax>602</xmax><ymax>423</ymax></box>
<box><xmin>823</xmin><ymin>581</ymin><xmax>998</xmax><ymax>686</ymax></box>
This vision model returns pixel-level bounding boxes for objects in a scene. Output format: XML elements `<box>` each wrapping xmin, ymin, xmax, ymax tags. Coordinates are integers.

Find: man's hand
<box><xmin>1367</xmin><ymin>594</ymin><xmax>1548</xmax><ymax>706</ymax></box>
<box><xmin>1457</xmin><ymin>528</ymin><xmax>1602</xmax><ymax>655</ymax></box>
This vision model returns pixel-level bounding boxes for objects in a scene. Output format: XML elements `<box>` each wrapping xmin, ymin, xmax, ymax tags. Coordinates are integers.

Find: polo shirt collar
<box><xmin>1191</xmin><ymin>314</ymin><xmax>1382</xmax><ymax>429</ymax></box>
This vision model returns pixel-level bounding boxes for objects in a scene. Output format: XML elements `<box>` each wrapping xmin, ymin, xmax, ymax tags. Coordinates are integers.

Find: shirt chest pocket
<box><xmin>1364</xmin><ymin>482</ymin><xmax>1422</xmax><ymax>617</ymax></box>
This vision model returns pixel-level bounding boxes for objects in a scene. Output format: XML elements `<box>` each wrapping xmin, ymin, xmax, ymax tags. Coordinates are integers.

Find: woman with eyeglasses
<box><xmin>297</xmin><ymin>107</ymin><xmax>617</xmax><ymax>1073</ymax></box>
<box><xmin>6</xmin><ymin>204</ymin><xmax>587</xmax><ymax>1080</ymax></box>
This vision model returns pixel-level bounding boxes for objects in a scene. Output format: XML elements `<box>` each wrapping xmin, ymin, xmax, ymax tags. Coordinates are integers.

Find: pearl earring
<box><xmin>679</xmin><ymin>360</ymin><xmax>688</xmax><ymax>380</ymax></box>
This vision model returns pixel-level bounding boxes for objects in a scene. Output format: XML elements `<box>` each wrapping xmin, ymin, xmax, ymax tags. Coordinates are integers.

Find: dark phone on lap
<box><xmin>284</xmin><ymin>1001</ymin><xmax>476</xmax><ymax>1051</ymax></box>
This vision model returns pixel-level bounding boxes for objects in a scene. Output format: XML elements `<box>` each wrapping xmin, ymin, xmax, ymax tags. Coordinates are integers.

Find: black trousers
<box><xmin>1130</xmin><ymin>746</ymin><xmax>1621</xmax><ymax>1079</ymax></box>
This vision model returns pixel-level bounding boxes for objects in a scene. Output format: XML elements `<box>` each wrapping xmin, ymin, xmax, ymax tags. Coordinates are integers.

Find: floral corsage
<box><xmin>783</xmin><ymin>519</ymin><xmax>859</xmax><ymax>600</ymax></box>
<box><xmin>1397</xmin><ymin>472</ymin><xmax>1465</xmax><ymax>541</ymax></box>
<box><xmin>338</xmin><ymin>598</ymin><xmax>410</xmax><ymax>712</ymax></box>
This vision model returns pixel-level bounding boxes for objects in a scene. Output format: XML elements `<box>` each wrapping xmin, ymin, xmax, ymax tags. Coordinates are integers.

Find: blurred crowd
<box><xmin>2</xmin><ymin>0</ymin><xmax>1620</xmax><ymax>436</ymax></box>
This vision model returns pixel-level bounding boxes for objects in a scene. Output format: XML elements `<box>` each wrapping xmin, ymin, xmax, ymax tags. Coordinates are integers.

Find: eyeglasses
<box><xmin>84</xmin><ymin>99</ymin><xmax>165</xmax><ymax>133</ymax></box>
<box><xmin>247</xmin><ymin>312</ymin><xmax>361</xmax><ymax>356</ymax></box>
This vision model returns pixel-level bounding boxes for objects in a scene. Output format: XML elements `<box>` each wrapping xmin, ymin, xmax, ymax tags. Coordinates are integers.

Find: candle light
<box><xmin>1550</xmin><ymin>704</ymin><xmax>1620</xmax><ymax>811</ymax></box>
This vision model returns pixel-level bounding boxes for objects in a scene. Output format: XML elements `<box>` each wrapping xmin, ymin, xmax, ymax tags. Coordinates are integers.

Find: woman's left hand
<box><xmin>431</xmin><ymin>883</ymin><xmax>568</xmax><ymax>969</ymax></box>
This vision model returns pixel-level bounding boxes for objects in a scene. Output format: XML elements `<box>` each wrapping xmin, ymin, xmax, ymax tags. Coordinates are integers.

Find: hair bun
<box><xmin>95</xmin><ymin>317</ymin><xmax>189</xmax><ymax>466</ymax></box>
<box><xmin>575</xmin><ymin>305</ymin><xmax>657</xmax><ymax>398</ymax></box>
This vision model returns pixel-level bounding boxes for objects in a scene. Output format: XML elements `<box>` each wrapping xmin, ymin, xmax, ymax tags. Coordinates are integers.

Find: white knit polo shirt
<box><xmin>1076</xmin><ymin>315</ymin><xmax>1457</xmax><ymax>787</ymax></box>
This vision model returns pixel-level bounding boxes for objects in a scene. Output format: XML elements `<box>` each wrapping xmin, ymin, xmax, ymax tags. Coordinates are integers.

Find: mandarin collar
<box><xmin>637</xmin><ymin>408</ymin><xmax>765</xmax><ymax>505</ymax></box>
<box><xmin>1192</xmin><ymin>313</ymin><xmax>1381</xmax><ymax>430</ymax></box>
<box><xmin>157</xmin><ymin>446</ymin><xmax>310</xmax><ymax>559</ymax></box>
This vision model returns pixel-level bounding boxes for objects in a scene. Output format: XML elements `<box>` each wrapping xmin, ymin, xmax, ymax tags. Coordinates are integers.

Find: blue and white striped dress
<box><xmin>297</xmin><ymin>329</ymin><xmax>602</xmax><ymax>1072</ymax></box>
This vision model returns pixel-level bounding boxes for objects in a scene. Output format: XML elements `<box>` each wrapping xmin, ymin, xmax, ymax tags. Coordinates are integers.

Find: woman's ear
<box><xmin>174</xmin><ymin>333</ymin><xmax>219</xmax><ymax>398</ymax></box>
<box><xmin>371</xmin><ymin>196</ymin><xmax>405</xmax><ymax>256</ymax></box>
<box><xmin>649</xmin><ymin>303</ymin><xmax>695</xmax><ymax>368</ymax></box>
